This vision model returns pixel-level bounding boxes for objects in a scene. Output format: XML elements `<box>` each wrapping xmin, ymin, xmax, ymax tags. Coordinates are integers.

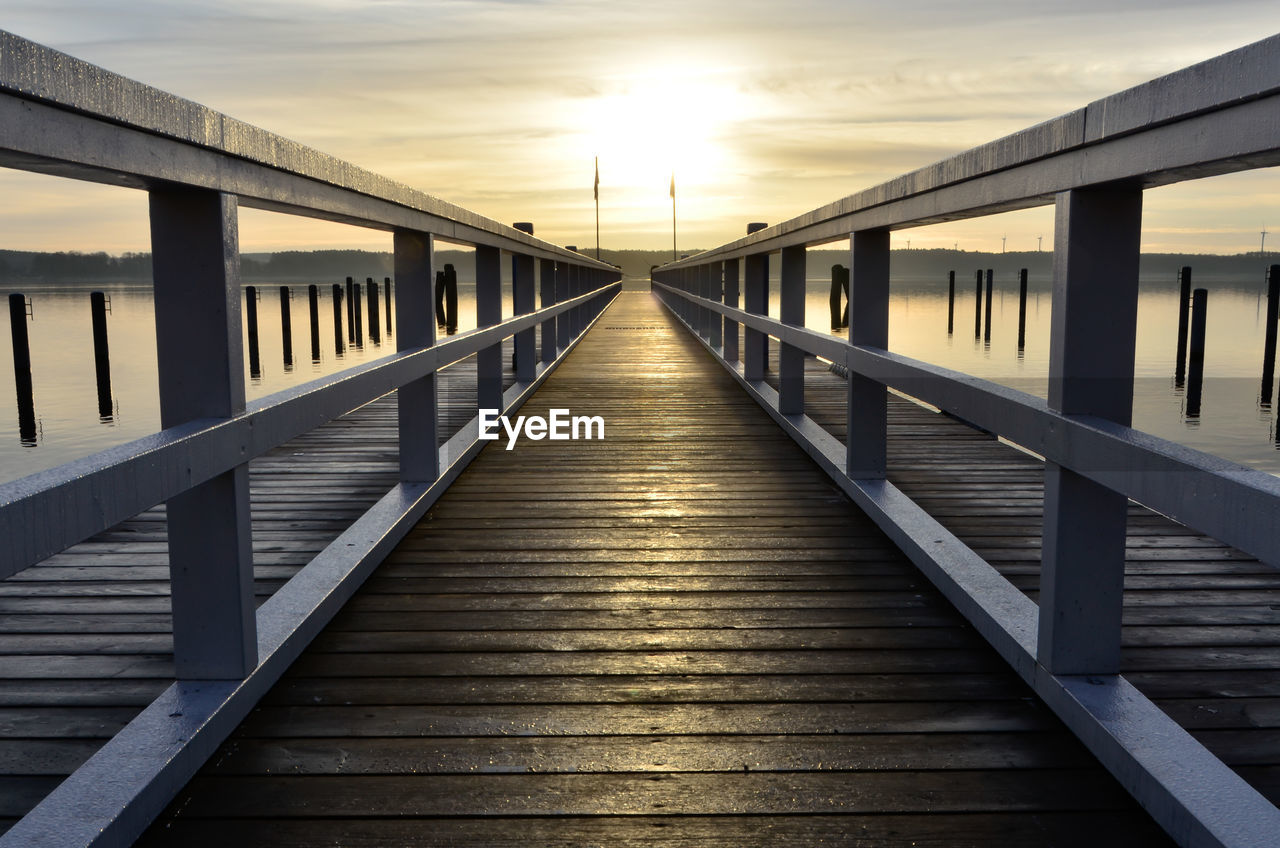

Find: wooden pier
<box><xmin>2</xmin><ymin>29</ymin><xmax>1280</xmax><ymax>848</ymax></box>
<box><xmin>129</xmin><ymin>293</ymin><xmax>1170</xmax><ymax>844</ymax></box>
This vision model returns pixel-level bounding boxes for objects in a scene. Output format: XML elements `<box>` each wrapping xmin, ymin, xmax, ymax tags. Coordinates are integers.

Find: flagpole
<box><xmin>594</xmin><ymin>156</ymin><xmax>601</xmax><ymax>261</ymax></box>
<box><xmin>670</xmin><ymin>171</ymin><xmax>677</xmax><ymax>261</ymax></box>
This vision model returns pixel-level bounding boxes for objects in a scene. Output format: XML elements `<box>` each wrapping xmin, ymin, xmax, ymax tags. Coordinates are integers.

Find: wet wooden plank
<box><xmin>132</xmin><ymin>812</ymin><xmax>1170</xmax><ymax>848</ymax></box>
<box><xmin>137</xmin><ymin>293</ymin><xmax>1171</xmax><ymax>845</ymax></box>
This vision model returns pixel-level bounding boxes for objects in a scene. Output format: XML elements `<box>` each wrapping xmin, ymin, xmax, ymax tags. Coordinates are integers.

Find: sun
<box><xmin>574</xmin><ymin>62</ymin><xmax>746</xmax><ymax>198</ymax></box>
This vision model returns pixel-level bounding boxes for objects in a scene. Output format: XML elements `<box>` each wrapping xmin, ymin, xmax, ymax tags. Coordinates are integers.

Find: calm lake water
<box><xmin>2</xmin><ymin>272</ymin><xmax>1278</xmax><ymax>483</ymax></box>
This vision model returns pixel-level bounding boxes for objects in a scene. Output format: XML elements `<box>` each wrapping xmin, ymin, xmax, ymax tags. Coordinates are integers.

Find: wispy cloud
<box><xmin>1</xmin><ymin>1</ymin><xmax>1276</xmax><ymax>252</ymax></box>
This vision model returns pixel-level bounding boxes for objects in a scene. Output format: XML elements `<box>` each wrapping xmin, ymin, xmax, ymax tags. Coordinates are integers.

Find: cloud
<box><xmin>0</xmin><ymin>1</ymin><xmax>1276</xmax><ymax>252</ymax></box>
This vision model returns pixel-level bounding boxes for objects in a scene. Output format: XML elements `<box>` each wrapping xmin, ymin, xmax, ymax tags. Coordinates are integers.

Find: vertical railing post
<box><xmin>779</xmin><ymin>245</ymin><xmax>806</xmax><ymax>415</ymax></box>
<box><xmin>708</xmin><ymin>261</ymin><xmax>723</xmax><ymax>351</ymax></box>
<box><xmin>698</xmin><ymin>264</ymin><xmax>711</xmax><ymax>338</ymax></box>
<box><xmin>346</xmin><ymin>276</ymin><xmax>355</xmax><ymax>343</ymax></box>
<box><xmin>683</xmin><ymin>267</ymin><xmax>693</xmax><ymax>325</ymax></box>
<box><xmin>512</xmin><ymin>223</ymin><xmax>536</xmax><ymax>383</ymax></box>
<box><xmin>394</xmin><ymin>230</ymin><xmax>439</xmax><ymax>482</ymax></box>
<box><xmin>744</xmin><ymin>253</ymin><xmax>768</xmax><ymax>381</ymax></box>
<box><xmin>579</xmin><ymin>264</ymin><xmax>590</xmax><ymax>336</ymax></box>
<box><xmin>149</xmin><ymin>187</ymin><xmax>255</xmax><ymax>680</ymax></box>
<box><xmin>540</xmin><ymin>258</ymin><xmax>557</xmax><ymax>364</ymax></box>
<box><xmin>1038</xmin><ymin>187</ymin><xmax>1143</xmax><ymax>676</ymax></box>
<box><xmin>688</xmin><ymin>266</ymin><xmax>696</xmax><ymax>324</ymax></box>
<box><xmin>556</xmin><ymin>260</ymin><xmax>571</xmax><ymax>350</ymax></box>
<box><xmin>724</xmin><ymin>258</ymin><xmax>740</xmax><ymax>363</ymax></box>
<box><xmin>846</xmin><ymin>230</ymin><xmax>890</xmax><ymax>479</ymax></box>
<box><xmin>279</xmin><ymin>285</ymin><xmax>293</xmax><ymax>370</ymax></box>
<box><xmin>476</xmin><ymin>245</ymin><xmax>503</xmax><ymax>414</ymax></box>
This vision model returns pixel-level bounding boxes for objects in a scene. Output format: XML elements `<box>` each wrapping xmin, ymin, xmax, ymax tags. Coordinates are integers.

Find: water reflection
<box><xmin>4</xmin><ymin>270</ymin><xmax>1280</xmax><ymax>483</ymax></box>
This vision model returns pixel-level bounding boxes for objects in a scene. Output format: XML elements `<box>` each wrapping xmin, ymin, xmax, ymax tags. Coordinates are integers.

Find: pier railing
<box><xmin>654</xmin><ymin>34</ymin><xmax>1280</xmax><ymax>848</ymax></box>
<box><xmin>0</xmin><ymin>30</ymin><xmax>619</xmax><ymax>847</ymax></box>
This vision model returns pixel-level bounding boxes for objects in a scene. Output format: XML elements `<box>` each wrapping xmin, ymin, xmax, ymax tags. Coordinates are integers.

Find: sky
<box><xmin>1</xmin><ymin>0</ymin><xmax>1278</xmax><ymax>256</ymax></box>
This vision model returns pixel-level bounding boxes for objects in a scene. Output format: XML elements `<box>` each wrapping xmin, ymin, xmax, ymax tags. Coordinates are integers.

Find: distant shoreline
<box><xmin>3</xmin><ymin>247</ymin><xmax>1273</xmax><ymax>289</ymax></box>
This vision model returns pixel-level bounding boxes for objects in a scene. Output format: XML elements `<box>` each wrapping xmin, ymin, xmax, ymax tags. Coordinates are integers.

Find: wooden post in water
<box><xmin>435</xmin><ymin>270</ymin><xmax>447</xmax><ymax>327</ymax></box>
<box><xmin>840</xmin><ymin>265</ymin><xmax>850</xmax><ymax>326</ymax></box>
<box><xmin>1175</xmin><ymin>265</ymin><xmax>1192</xmax><ymax>386</ymax></box>
<box><xmin>149</xmin><ymin>187</ymin><xmax>255</xmax><ymax>679</ymax></box>
<box><xmin>383</xmin><ymin>276</ymin><xmax>393</xmax><ymax>336</ymax></box>
<box><xmin>353</xmin><ymin>280</ymin><xmax>364</xmax><ymax>347</ymax></box>
<box><xmin>1186</xmin><ymin>288</ymin><xmax>1208</xmax><ymax>418</ymax></box>
<box><xmin>983</xmin><ymin>268</ymin><xmax>994</xmax><ymax>343</ymax></box>
<box><xmin>367</xmin><ymin>277</ymin><xmax>380</xmax><ymax>343</ymax></box>
<box><xmin>829</xmin><ymin>264</ymin><xmax>843</xmax><ymax>330</ymax></box>
<box><xmin>1017</xmin><ymin>268</ymin><xmax>1028</xmax><ymax>351</ymax></box>
<box><xmin>279</xmin><ymin>285</ymin><xmax>293</xmax><ymax>370</ymax></box>
<box><xmin>1262</xmin><ymin>265</ymin><xmax>1279</xmax><ymax>406</ymax></box>
<box><xmin>308</xmin><ymin>284</ymin><xmax>321</xmax><ymax>362</ymax></box>
<box><xmin>245</xmin><ymin>285</ymin><xmax>261</xmax><ymax>378</ymax></box>
<box><xmin>90</xmin><ymin>291</ymin><xmax>113</xmax><ymax>420</ymax></box>
<box><xmin>444</xmin><ymin>264</ymin><xmax>458</xmax><ymax>334</ymax></box>
<box><xmin>9</xmin><ymin>292</ymin><xmax>36</xmax><ymax>443</ymax></box>
<box><xmin>946</xmin><ymin>270</ymin><xmax>955</xmax><ymax>335</ymax></box>
<box><xmin>331</xmin><ymin>284</ymin><xmax>345</xmax><ymax>356</ymax></box>
<box><xmin>345</xmin><ymin>276</ymin><xmax>355</xmax><ymax>343</ymax></box>
<box><xmin>973</xmin><ymin>269</ymin><xmax>983</xmax><ymax>338</ymax></box>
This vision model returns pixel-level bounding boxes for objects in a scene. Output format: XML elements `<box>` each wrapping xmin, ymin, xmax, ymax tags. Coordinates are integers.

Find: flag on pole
<box><xmin>594</xmin><ymin>156</ymin><xmax>599</xmax><ymax>201</ymax></box>
<box><xmin>669</xmin><ymin>172</ymin><xmax>675</xmax><ymax>199</ymax></box>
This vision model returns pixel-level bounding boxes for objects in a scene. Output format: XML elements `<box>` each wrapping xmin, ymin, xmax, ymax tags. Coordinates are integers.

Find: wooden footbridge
<box><xmin>2</xmin><ymin>30</ymin><xmax>1280</xmax><ymax>848</ymax></box>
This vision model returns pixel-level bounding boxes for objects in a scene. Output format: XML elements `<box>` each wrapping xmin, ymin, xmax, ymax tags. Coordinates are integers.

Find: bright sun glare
<box><xmin>577</xmin><ymin>63</ymin><xmax>744</xmax><ymax>199</ymax></box>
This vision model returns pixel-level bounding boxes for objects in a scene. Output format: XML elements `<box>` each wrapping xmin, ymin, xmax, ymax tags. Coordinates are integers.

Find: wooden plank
<box><xmin>133</xmin><ymin>813</ymin><xmax>1171</xmax><ymax>848</ymax></box>
<box><xmin>134</xmin><ymin>293</ymin><xmax>1171</xmax><ymax>845</ymax></box>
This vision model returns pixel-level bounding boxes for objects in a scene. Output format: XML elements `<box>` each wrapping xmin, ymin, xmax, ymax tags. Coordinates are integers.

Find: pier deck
<box><xmin>119</xmin><ymin>291</ymin><xmax>1181</xmax><ymax>845</ymax></box>
<box><xmin>0</xmin><ymin>342</ymin><xmax>516</xmax><ymax>834</ymax></box>
<box><xmin>5</xmin><ymin>292</ymin><xmax>1280</xmax><ymax>842</ymax></box>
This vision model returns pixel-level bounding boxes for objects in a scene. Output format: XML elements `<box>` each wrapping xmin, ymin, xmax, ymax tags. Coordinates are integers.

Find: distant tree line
<box><xmin>2</xmin><ymin>246</ymin><xmax>1272</xmax><ymax>288</ymax></box>
<box><xmin>0</xmin><ymin>249</ymin><xmax>153</xmax><ymax>281</ymax></box>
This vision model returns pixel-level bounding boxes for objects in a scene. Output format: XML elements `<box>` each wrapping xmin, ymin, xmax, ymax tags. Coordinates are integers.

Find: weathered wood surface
<box><xmin>759</xmin><ymin>325</ymin><xmax>1280</xmax><ymax>806</ymax></box>
<box><xmin>0</xmin><ymin>344</ymin><xmax>515</xmax><ymax>833</ymax></box>
<box><xmin>135</xmin><ymin>293</ymin><xmax>1170</xmax><ymax>846</ymax></box>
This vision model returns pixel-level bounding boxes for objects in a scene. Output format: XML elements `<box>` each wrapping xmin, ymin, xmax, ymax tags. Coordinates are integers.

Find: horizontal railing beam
<box><xmin>0</xmin><ymin>34</ymin><xmax>615</xmax><ymax>270</ymax></box>
<box><xmin>0</xmin><ymin>282</ymin><xmax>620</xmax><ymax>579</ymax></box>
<box><xmin>652</xmin><ymin>282</ymin><xmax>848</xmax><ymax>363</ymax></box>
<box><xmin>0</xmin><ymin>92</ymin><xmax>612</xmax><ymax>269</ymax></box>
<box><xmin>655</xmin><ymin>282</ymin><xmax>1280</xmax><ymax>568</ymax></box>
